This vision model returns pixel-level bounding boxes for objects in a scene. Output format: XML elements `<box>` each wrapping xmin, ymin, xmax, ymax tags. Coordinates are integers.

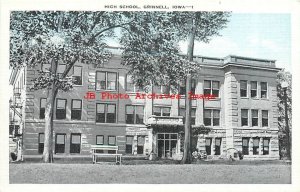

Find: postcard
<box><xmin>0</xmin><ymin>0</ymin><xmax>299</xmax><ymax>191</ymax></box>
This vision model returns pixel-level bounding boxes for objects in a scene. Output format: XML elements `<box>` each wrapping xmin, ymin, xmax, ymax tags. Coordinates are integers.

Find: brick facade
<box><xmin>11</xmin><ymin>52</ymin><xmax>281</xmax><ymax>160</ymax></box>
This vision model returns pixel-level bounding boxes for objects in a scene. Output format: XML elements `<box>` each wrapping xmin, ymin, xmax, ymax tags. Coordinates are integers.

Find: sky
<box><xmin>108</xmin><ymin>13</ymin><xmax>291</xmax><ymax>71</ymax></box>
<box><xmin>179</xmin><ymin>13</ymin><xmax>291</xmax><ymax>71</ymax></box>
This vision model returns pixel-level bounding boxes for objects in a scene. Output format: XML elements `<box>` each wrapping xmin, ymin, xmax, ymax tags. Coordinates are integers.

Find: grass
<box><xmin>9</xmin><ymin>161</ymin><xmax>291</xmax><ymax>184</ymax></box>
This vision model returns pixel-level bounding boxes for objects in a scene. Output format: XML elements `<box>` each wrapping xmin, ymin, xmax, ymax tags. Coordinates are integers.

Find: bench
<box><xmin>91</xmin><ymin>145</ymin><xmax>122</xmax><ymax>165</ymax></box>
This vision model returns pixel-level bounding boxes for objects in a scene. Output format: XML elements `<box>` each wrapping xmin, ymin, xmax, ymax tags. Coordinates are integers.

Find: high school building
<box><xmin>9</xmin><ymin>49</ymin><xmax>281</xmax><ymax>160</ymax></box>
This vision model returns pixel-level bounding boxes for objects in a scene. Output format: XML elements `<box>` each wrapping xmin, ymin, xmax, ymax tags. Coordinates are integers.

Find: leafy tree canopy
<box><xmin>120</xmin><ymin>11</ymin><xmax>231</xmax><ymax>92</ymax></box>
<box><xmin>10</xmin><ymin>11</ymin><xmax>230</xmax><ymax>93</ymax></box>
<box><xmin>10</xmin><ymin>11</ymin><xmax>131</xmax><ymax>90</ymax></box>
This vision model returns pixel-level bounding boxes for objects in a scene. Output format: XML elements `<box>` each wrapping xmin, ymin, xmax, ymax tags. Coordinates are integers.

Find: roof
<box><xmin>107</xmin><ymin>46</ymin><xmax>279</xmax><ymax>69</ymax></box>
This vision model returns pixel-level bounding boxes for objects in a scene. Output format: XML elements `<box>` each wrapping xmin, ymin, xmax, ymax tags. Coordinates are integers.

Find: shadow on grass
<box><xmin>12</xmin><ymin>156</ymin><xmax>291</xmax><ymax>166</ymax></box>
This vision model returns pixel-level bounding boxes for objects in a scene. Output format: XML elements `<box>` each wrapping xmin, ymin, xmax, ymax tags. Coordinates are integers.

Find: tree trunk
<box><xmin>181</xmin><ymin>16</ymin><xmax>196</xmax><ymax>164</ymax></box>
<box><xmin>284</xmin><ymin>89</ymin><xmax>291</xmax><ymax>160</ymax></box>
<box><xmin>43</xmin><ymin>59</ymin><xmax>59</xmax><ymax>163</ymax></box>
<box><xmin>181</xmin><ymin>74</ymin><xmax>193</xmax><ymax>164</ymax></box>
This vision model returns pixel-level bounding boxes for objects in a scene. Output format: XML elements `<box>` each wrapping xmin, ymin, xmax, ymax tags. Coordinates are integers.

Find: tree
<box><xmin>121</xmin><ymin>12</ymin><xmax>231</xmax><ymax>164</ymax></box>
<box><xmin>277</xmin><ymin>69</ymin><xmax>292</xmax><ymax>160</ymax></box>
<box><xmin>120</xmin><ymin>12</ymin><xmax>200</xmax><ymax>91</ymax></box>
<box><xmin>10</xmin><ymin>11</ymin><xmax>132</xmax><ymax>162</ymax></box>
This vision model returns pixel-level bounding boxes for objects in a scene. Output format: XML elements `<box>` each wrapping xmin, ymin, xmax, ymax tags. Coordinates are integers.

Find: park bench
<box><xmin>91</xmin><ymin>145</ymin><xmax>122</xmax><ymax>165</ymax></box>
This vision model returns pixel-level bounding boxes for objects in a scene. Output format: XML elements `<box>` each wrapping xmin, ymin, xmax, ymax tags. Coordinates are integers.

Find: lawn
<box><xmin>9</xmin><ymin>162</ymin><xmax>291</xmax><ymax>184</ymax></box>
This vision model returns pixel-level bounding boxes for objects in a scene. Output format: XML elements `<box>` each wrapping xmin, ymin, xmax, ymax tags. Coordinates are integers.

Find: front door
<box><xmin>215</xmin><ymin>138</ymin><xmax>222</xmax><ymax>155</ymax></box>
<box><xmin>157</xmin><ymin>133</ymin><xmax>178</xmax><ymax>159</ymax></box>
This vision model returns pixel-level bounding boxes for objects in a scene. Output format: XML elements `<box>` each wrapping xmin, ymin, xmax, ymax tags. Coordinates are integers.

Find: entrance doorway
<box><xmin>157</xmin><ymin>133</ymin><xmax>178</xmax><ymax>159</ymax></box>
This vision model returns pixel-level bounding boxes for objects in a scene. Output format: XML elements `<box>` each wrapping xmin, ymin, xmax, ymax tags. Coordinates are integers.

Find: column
<box><xmin>133</xmin><ymin>135</ymin><xmax>138</xmax><ymax>155</ymax></box>
<box><xmin>224</xmin><ymin>72</ymin><xmax>239</xmax><ymax>157</ymax></box>
<box><xmin>146</xmin><ymin>129</ymin><xmax>153</xmax><ymax>154</ymax></box>
<box><xmin>211</xmin><ymin>138</ymin><xmax>215</xmax><ymax>155</ymax></box>
<box><xmin>144</xmin><ymin>92</ymin><xmax>153</xmax><ymax>124</ymax></box>
<box><xmin>152</xmin><ymin>133</ymin><xmax>157</xmax><ymax>154</ymax></box>
<box><xmin>259</xmin><ymin>137</ymin><xmax>263</xmax><ymax>155</ymax></box>
<box><xmin>249</xmin><ymin>138</ymin><xmax>253</xmax><ymax>156</ymax></box>
<box><xmin>177</xmin><ymin>136</ymin><xmax>181</xmax><ymax>154</ymax></box>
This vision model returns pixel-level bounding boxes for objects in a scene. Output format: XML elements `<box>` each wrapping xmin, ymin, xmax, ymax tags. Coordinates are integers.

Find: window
<box><xmin>215</xmin><ymin>138</ymin><xmax>222</xmax><ymax>155</ymax></box>
<box><xmin>96</xmin><ymin>104</ymin><xmax>105</xmax><ymax>123</ymax></box>
<box><xmin>96</xmin><ymin>72</ymin><xmax>106</xmax><ymax>90</ymax></box>
<box><xmin>204</xmin><ymin>80</ymin><xmax>219</xmax><ymax>97</ymax></box>
<box><xmin>162</xmin><ymin>107</ymin><xmax>171</xmax><ymax>116</ymax></box>
<box><xmin>262</xmin><ymin>110</ymin><xmax>268</xmax><ymax>127</ymax></box>
<box><xmin>204</xmin><ymin>109</ymin><xmax>211</xmax><ymax>126</ymax></box>
<box><xmin>153</xmin><ymin>85</ymin><xmax>161</xmax><ymax>94</ymax></box>
<box><xmin>40</xmin><ymin>98</ymin><xmax>47</xmax><ymax>119</ymax></box>
<box><xmin>126</xmin><ymin>105</ymin><xmax>144</xmax><ymax>124</ymax></box>
<box><xmin>137</xmin><ymin>136</ymin><xmax>145</xmax><ymax>154</ymax></box>
<box><xmin>96</xmin><ymin>135</ymin><xmax>104</xmax><ymax>145</ymax></box>
<box><xmin>157</xmin><ymin>133</ymin><xmax>178</xmax><ymax>158</ymax></box>
<box><xmin>38</xmin><ymin>133</ymin><xmax>44</xmax><ymax>154</ymax></box>
<box><xmin>263</xmin><ymin>138</ymin><xmax>270</xmax><ymax>155</ymax></box>
<box><xmin>213</xmin><ymin>110</ymin><xmax>220</xmax><ymax>126</ymax></box>
<box><xmin>126</xmin><ymin>74</ymin><xmax>142</xmax><ymax>92</ymax></box>
<box><xmin>96</xmin><ymin>135</ymin><xmax>104</xmax><ymax>153</ymax></box>
<box><xmin>41</xmin><ymin>63</ymin><xmax>51</xmax><ymax>72</ymax></box>
<box><xmin>72</xmin><ymin>66</ymin><xmax>82</xmax><ymax>85</ymax></box>
<box><xmin>57</xmin><ymin>64</ymin><xmax>66</xmax><ymax>77</ymax></box>
<box><xmin>212</xmin><ymin>81</ymin><xmax>219</xmax><ymax>97</ymax></box>
<box><xmin>191</xmin><ymin>79</ymin><xmax>196</xmax><ymax>94</ymax></box>
<box><xmin>126</xmin><ymin>136</ymin><xmax>133</xmax><ymax>154</ymax></box>
<box><xmin>179</xmin><ymin>108</ymin><xmax>196</xmax><ymax>125</ymax></box>
<box><xmin>240</xmin><ymin>80</ymin><xmax>247</xmax><ymax>97</ymax></box>
<box><xmin>108</xmin><ymin>136</ymin><xmax>116</xmax><ymax>145</ymax></box>
<box><xmin>250</xmin><ymin>81</ymin><xmax>257</xmax><ymax>98</ymax></box>
<box><xmin>126</xmin><ymin>106</ymin><xmax>134</xmax><ymax>124</ymax></box>
<box><xmin>179</xmin><ymin>80</ymin><xmax>186</xmax><ymax>95</ymax></box>
<box><xmin>205</xmin><ymin>138</ymin><xmax>212</xmax><ymax>155</ymax></box>
<box><xmin>162</xmin><ymin>85</ymin><xmax>170</xmax><ymax>94</ymax></box>
<box><xmin>203</xmin><ymin>80</ymin><xmax>210</xmax><ymax>95</ymax></box>
<box><xmin>42</xmin><ymin>63</ymin><xmax>68</xmax><ymax>75</ymax></box>
<box><xmin>126</xmin><ymin>74</ymin><xmax>135</xmax><ymax>92</ymax></box>
<box><xmin>251</xmin><ymin>110</ymin><xmax>258</xmax><ymax>126</ymax></box>
<box><xmin>153</xmin><ymin>85</ymin><xmax>170</xmax><ymax>95</ymax></box>
<box><xmin>179</xmin><ymin>108</ymin><xmax>184</xmax><ymax>122</ymax></box>
<box><xmin>153</xmin><ymin>107</ymin><xmax>161</xmax><ymax>116</ymax></box>
<box><xmin>96</xmin><ymin>103</ymin><xmax>116</xmax><ymax>123</ymax></box>
<box><xmin>9</xmin><ymin>125</ymin><xmax>13</xmax><ymax>136</ymax></box>
<box><xmin>108</xmin><ymin>136</ymin><xmax>116</xmax><ymax>154</ymax></box>
<box><xmin>56</xmin><ymin>99</ymin><xmax>66</xmax><ymax>119</ymax></box>
<box><xmin>107</xmin><ymin>104</ymin><xmax>116</xmax><ymax>123</ymax></box>
<box><xmin>136</xmin><ymin>106</ymin><xmax>144</xmax><ymax>124</ymax></box>
<box><xmin>241</xmin><ymin>109</ymin><xmax>248</xmax><ymax>126</ymax></box>
<box><xmin>253</xmin><ymin>138</ymin><xmax>260</xmax><ymax>155</ymax></box>
<box><xmin>55</xmin><ymin>134</ymin><xmax>65</xmax><ymax>153</ymax></box>
<box><xmin>184</xmin><ymin>108</ymin><xmax>196</xmax><ymax>125</ymax></box>
<box><xmin>153</xmin><ymin>106</ymin><xmax>171</xmax><ymax>116</ymax></box>
<box><xmin>71</xmin><ymin>100</ymin><xmax>82</xmax><ymax>120</ymax></box>
<box><xmin>107</xmin><ymin>72</ymin><xmax>117</xmax><ymax>90</ymax></box>
<box><xmin>70</xmin><ymin>133</ymin><xmax>81</xmax><ymax>153</ymax></box>
<box><xmin>242</xmin><ymin>138</ymin><xmax>249</xmax><ymax>155</ymax></box>
<box><xmin>178</xmin><ymin>79</ymin><xmax>196</xmax><ymax>95</ymax></box>
<box><xmin>261</xmin><ymin>82</ymin><xmax>267</xmax><ymax>98</ymax></box>
<box><xmin>204</xmin><ymin>109</ymin><xmax>220</xmax><ymax>126</ymax></box>
<box><xmin>96</xmin><ymin>71</ymin><xmax>117</xmax><ymax>90</ymax></box>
